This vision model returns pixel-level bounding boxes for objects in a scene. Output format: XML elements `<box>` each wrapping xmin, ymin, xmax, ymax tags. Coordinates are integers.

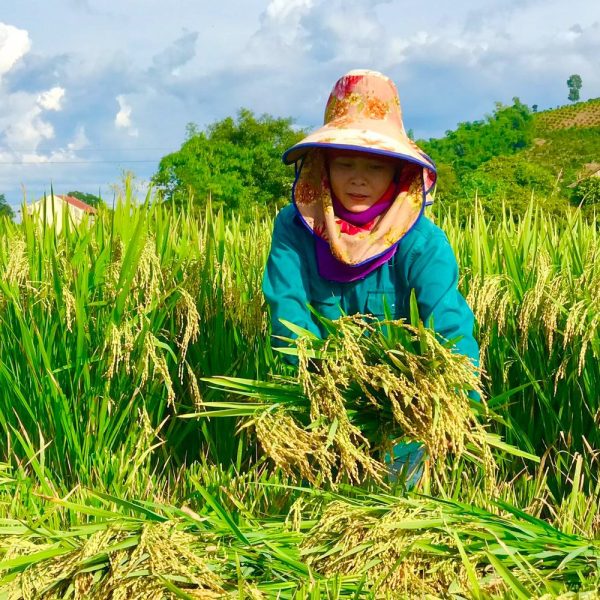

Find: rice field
<box><xmin>0</xmin><ymin>187</ymin><xmax>599</xmax><ymax>598</ymax></box>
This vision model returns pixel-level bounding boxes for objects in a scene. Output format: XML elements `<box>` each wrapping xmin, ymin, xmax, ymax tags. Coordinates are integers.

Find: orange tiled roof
<box><xmin>58</xmin><ymin>195</ymin><xmax>97</xmax><ymax>214</ymax></box>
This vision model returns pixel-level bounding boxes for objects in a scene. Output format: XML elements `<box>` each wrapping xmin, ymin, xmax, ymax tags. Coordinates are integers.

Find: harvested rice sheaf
<box><xmin>2</xmin><ymin>522</ymin><xmax>227</xmax><ymax>600</ymax></box>
<box><xmin>302</xmin><ymin>500</ymin><xmax>479</xmax><ymax>597</ymax></box>
<box><xmin>302</xmin><ymin>495</ymin><xmax>600</xmax><ymax>598</ymax></box>
<box><xmin>246</xmin><ymin>315</ymin><xmax>490</xmax><ymax>487</ymax></box>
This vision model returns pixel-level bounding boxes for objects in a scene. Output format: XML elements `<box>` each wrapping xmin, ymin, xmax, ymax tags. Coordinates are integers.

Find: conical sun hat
<box><xmin>283</xmin><ymin>69</ymin><xmax>436</xmax><ymax>194</ymax></box>
<box><xmin>281</xmin><ymin>70</ymin><xmax>438</xmax><ymax>274</ymax></box>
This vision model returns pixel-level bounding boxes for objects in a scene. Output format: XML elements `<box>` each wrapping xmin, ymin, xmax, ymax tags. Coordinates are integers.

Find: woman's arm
<box><xmin>406</xmin><ymin>227</ymin><xmax>480</xmax><ymax>369</ymax></box>
<box><xmin>262</xmin><ymin>207</ymin><xmax>322</xmax><ymax>346</ymax></box>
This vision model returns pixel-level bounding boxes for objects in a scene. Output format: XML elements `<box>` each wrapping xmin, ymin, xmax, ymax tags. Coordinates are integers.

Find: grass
<box><xmin>0</xmin><ymin>188</ymin><xmax>598</xmax><ymax>597</ymax></box>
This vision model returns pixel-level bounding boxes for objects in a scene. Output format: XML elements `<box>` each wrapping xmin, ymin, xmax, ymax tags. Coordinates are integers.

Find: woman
<box><xmin>263</xmin><ymin>70</ymin><xmax>479</xmax><ymax>483</ymax></box>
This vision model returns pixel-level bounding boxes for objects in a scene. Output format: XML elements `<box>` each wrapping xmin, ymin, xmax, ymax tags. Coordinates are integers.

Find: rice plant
<box><xmin>442</xmin><ymin>202</ymin><xmax>600</xmax><ymax>496</ymax></box>
<box><xmin>1</xmin><ymin>479</ymin><xmax>599</xmax><ymax>598</ymax></box>
<box><xmin>0</xmin><ymin>190</ymin><xmax>599</xmax><ymax>596</ymax></box>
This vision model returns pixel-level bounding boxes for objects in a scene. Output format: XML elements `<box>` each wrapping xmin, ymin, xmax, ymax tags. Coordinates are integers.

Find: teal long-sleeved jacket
<box><xmin>262</xmin><ymin>204</ymin><xmax>479</xmax><ymax>368</ymax></box>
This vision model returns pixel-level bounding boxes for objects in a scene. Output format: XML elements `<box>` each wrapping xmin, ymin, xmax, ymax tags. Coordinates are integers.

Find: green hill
<box><xmin>147</xmin><ymin>101</ymin><xmax>600</xmax><ymax>222</ymax></box>
<box><xmin>421</xmin><ymin>98</ymin><xmax>600</xmax><ymax>220</ymax></box>
<box><xmin>534</xmin><ymin>97</ymin><xmax>600</xmax><ymax>131</ymax></box>
<box><xmin>528</xmin><ymin>99</ymin><xmax>600</xmax><ymax>189</ymax></box>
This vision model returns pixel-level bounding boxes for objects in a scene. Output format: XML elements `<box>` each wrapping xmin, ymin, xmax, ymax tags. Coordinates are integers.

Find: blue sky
<box><xmin>1</xmin><ymin>0</ymin><xmax>599</xmax><ymax>208</ymax></box>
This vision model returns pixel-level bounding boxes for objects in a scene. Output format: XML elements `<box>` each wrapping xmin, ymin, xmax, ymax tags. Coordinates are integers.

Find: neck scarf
<box><xmin>293</xmin><ymin>148</ymin><xmax>425</xmax><ymax>283</ymax></box>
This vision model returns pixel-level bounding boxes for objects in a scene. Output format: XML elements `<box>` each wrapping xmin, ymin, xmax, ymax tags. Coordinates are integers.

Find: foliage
<box><xmin>534</xmin><ymin>97</ymin><xmax>600</xmax><ymax>131</ymax></box>
<box><xmin>152</xmin><ymin>108</ymin><xmax>304</xmax><ymax>215</ymax></box>
<box><xmin>453</xmin><ymin>204</ymin><xmax>600</xmax><ymax>483</ymax></box>
<box><xmin>0</xmin><ymin>185</ymin><xmax>273</xmax><ymax>490</ymax></box>
<box><xmin>429</xmin><ymin>97</ymin><xmax>600</xmax><ymax>222</ymax></box>
<box><xmin>429</xmin><ymin>161</ymin><xmax>459</xmax><ymax>201</ymax></box>
<box><xmin>572</xmin><ymin>176</ymin><xmax>600</xmax><ymax>206</ymax></box>
<box><xmin>0</xmin><ymin>197</ymin><xmax>599</xmax><ymax>487</ymax></box>
<box><xmin>422</xmin><ymin>98</ymin><xmax>541</xmax><ymax>222</ymax></box>
<box><xmin>147</xmin><ymin>97</ymin><xmax>600</xmax><ymax>224</ymax></box>
<box><xmin>2</xmin><ymin>485</ymin><xmax>598</xmax><ymax>599</ymax></box>
<box><xmin>303</xmin><ymin>492</ymin><xmax>600</xmax><ymax>597</ymax></box>
<box><xmin>0</xmin><ymin>193</ymin><xmax>14</xmax><ymax>221</ymax></box>
<box><xmin>567</xmin><ymin>73</ymin><xmax>583</xmax><ymax>102</ymax></box>
<box><xmin>523</xmin><ymin>125</ymin><xmax>600</xmax><ymax>205</ymax></box>
<box><xmin>434</xmin><ymin>156</ymin><xmax>564</xmax><ymax>222</ymax></box>
<box><xmin>420</xmin><ymin>98</ymin><xmax>534</xmax><ymax>176</ymax></box>
<box><xmin>459</xmin><ymin>156</ymin><xmax>562</xmax><ymax>221</ymax></box>
<box><xmin>202</xmin><ymin>315</ymin><xmax>494</xmax><ymax>488</ymax></box>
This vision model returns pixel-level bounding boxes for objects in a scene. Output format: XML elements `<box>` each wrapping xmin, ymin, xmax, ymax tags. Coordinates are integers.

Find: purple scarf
<box><xmin>315</xmin><ymin>185</ymin><xmax>398</xmax><ymax>282</ymax></box>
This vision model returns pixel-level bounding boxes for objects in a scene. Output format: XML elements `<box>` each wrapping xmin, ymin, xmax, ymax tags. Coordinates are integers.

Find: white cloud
<box><xmin>3</xmin><ymin>102</ymin><xmax>55</xmax><ymax>149</ymax></box>
<box><xmin>0</xmin><ymin>86</ymin><xmax>83</xmax><ymax>199</ymax></box>
<box><xmin>244</xmin><ymin>0</ymin><xmax>318</xmax><ymax>63</ymax></box>
<box><xmin>37</xmin><ymin>86</ymin><xmax>65</xmax><ymax>111</ymax></box>
<box><xmin>67</xmin><ymin>125</ymin><xmax>89</xmax><ymax>151</ymax></box>
<box><xmin>263</xmin><ymin>0</ymin><xmax>314</xmax><ymax>25</ymax></box>
<box><xmin>115</xmin><ymin>95</ymin><xmax>138</xmax><ymax>136</ymax></box>
<box><xmin>115</xmin><ymin>95</ymin><xmax>132</xmax><ymax>128</ymax></box>
<box><xmin>1</xmin><ymin>25</ymin><xmax>65</xmax><ymax>157</ymax></box>
<box><xmin>0</xmin><ymin>22</ymin><xmax>31</xmax><ymax>78</ymax></box>
<box><xmin>3</xmin><ymin>113</ymin><xmax>52</xmax><ymax>149</ymax></box>
<box><xmin>1</xmin><ymin>1</ymin><xmax>600</xmax><ymax>208</ymax></box>
<box><xmin>150</xmin><ymin>31</ymin><xmax>198</xmax><ymax>76</ymax></box>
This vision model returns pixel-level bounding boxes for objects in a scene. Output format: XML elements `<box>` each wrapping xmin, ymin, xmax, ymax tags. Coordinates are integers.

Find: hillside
<box><xmin>421</xmin><ymin>97</ymin><xmax>600</xmax><ymax>219</ymax></box>
<box><xmin>529</xmin><ymin>98</ymin><xmax>600</xmax><ymax>188</ymax></box>
<box><xmin>534</xmin><ymin>97</ymin><xmax>600</xmax><ymax>131</ymax></box>
<box><xmin>526</xmin><ymin>127</ymin><xmax>600</xmax><ymax>187</ymax></box>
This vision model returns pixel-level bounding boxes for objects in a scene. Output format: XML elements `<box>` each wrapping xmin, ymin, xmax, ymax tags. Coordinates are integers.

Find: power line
<box><xmin>0</xmin><ymin>159</ymin><xmax>161</xmax><ymax>165</ymax></box>
<box><xmin>1</xmin><ymin>146</ymin><xmax>176</xmax><ymax>152</ymax></box>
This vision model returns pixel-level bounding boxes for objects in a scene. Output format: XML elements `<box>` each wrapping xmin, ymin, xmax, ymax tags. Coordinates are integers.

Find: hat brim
<box><xmin>283</xmin><ymin>125</ymin><xmax>435</xmax><ymax>172</ymax></box>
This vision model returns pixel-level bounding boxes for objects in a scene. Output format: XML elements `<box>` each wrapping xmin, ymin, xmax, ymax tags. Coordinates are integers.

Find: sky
<box><xmin>1</xmin><ymin>0</ymin><xmax>599</xmax><ymax>209</ymax></box>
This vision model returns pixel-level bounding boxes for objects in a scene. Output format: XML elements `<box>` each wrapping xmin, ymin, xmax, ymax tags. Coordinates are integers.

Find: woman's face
<box><xmin>328</xmin><ymin>151</ymin><xmax>396</xmax><ymax>213</ymax></box>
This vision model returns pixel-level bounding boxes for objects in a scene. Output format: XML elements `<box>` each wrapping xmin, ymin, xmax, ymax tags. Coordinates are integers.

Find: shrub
<box><xmin>572</xmin><ymin>177</ymin><xmax>600</xmax><ymax>206</ymax></box>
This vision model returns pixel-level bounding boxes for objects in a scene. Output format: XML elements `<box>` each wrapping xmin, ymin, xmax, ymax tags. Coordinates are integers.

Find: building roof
<box><xmin>58</xmin><ymin>195</ymin><xmax>97</xmax><ymax>214</ymax></box>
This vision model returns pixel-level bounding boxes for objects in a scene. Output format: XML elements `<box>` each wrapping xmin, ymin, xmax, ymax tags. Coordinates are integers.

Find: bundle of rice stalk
<box><xmin>199</xmin><ymin>313</ymin><xmax>518</xmax><ymax>487</ymax></box>
<box><xmin>0</xmin><ymin>487</ymin><xmax>327</xmax><ymax>600</ymax></box>
<box><xmin>1</xmin><ymin>521</ymin><xmax>227</xmax><ymax>599</ymax></box>
<box><xmin>303</xmin><ymin>499</ymin><xmax>478</xmax><ymax>596</ymax></box>
<box><xmin>301</xmin><ymin>493</ymin><xmax>600</xmax><ymax>597</ymax></box>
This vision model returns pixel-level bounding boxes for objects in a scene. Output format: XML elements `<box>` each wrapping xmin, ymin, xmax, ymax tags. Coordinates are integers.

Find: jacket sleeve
<box><xmin>406</xmin><ymin>229</ymin><xmax>480</xmax><ymax>369</ymax></box>
<box><xmin>262</xmin><ymin>209</ymin><xmax>322</xmax><ymax>348</ymax></box>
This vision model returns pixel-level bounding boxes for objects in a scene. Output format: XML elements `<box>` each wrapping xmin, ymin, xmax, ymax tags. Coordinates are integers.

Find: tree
<box><xmin>420</xmin><ymin>98</ymin><xmax>534</xmax><ymax>176</ymax></box>
<box><xmin>0</xmin><ymin>194</ymin><xmax>15</xmax><ymax>221</ymax></box>
<box><xmin>567</xmin><ymin>74</ymin><xmax>582</xmax><ymax>103</ymax></box>
<box><xmin>455</xmin><ymin>155</ymin><xmax>558</xmax><ymax>221</ymax></box>
<box><xmin>152</xmin><ymin>109</ymin><xmax>305</xmax><ymax>214</ymax></box>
